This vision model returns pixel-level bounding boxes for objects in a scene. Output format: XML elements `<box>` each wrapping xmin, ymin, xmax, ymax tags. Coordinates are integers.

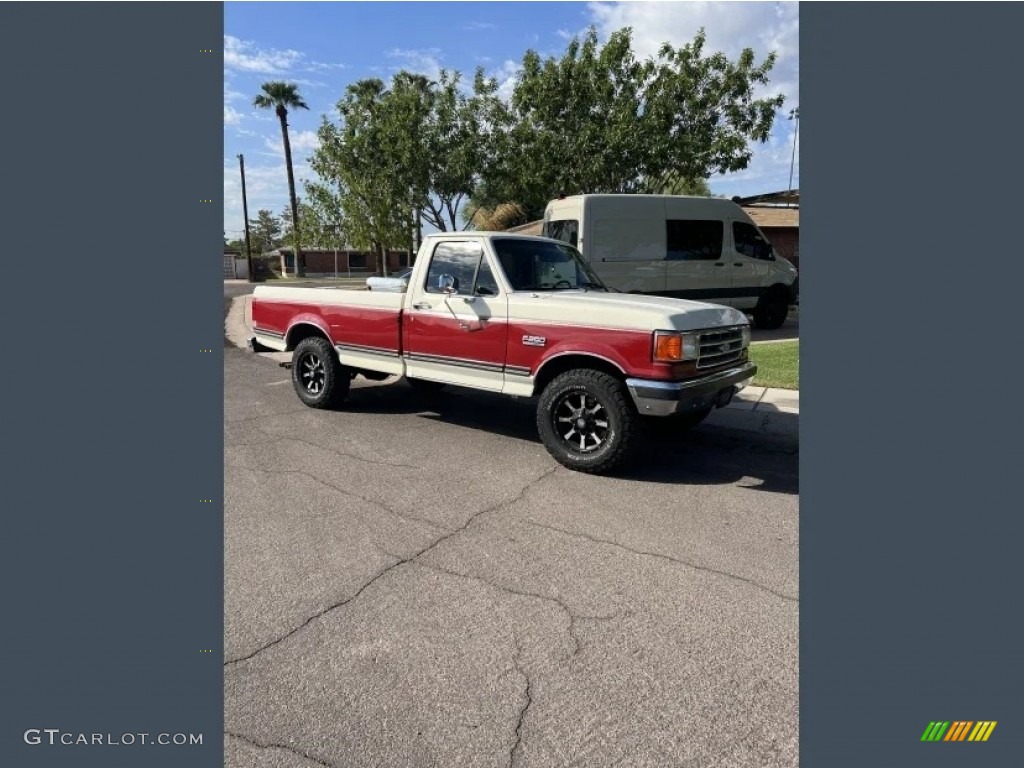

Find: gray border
<box><xmin>802</xmin><ymin>3</ymin><xmax>1023</xmax><ymax>764</ymax></box>
<box><xmin>0</xmin><ymin>3</ymin><xmax>224</xmax><ymax>766</ymax></box>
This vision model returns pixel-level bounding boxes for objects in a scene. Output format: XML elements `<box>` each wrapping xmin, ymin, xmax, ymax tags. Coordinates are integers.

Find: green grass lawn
<box><xmin>748</xmin><ymin>340</ymin><xmax>799</xmax><ymax>390</ymax></box>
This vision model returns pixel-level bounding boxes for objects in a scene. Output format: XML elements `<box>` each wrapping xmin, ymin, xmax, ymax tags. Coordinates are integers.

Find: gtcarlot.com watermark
<box><xmin>24</xmin><ymin>729</ymin><xmax>203</xmax><ymax>747</ymax></box>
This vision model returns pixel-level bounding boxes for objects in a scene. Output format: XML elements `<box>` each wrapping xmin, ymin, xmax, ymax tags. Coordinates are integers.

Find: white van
<box><xmin>542</xmin><ymin>194</ymin><xmax>799</xmax><ymax>329</ymax></box>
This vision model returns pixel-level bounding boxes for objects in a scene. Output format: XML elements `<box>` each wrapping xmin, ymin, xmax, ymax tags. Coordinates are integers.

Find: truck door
<box><xmin>403</xmin><ymin>240</ymin><xmax>509</xmax><ymax>392</ymax></box>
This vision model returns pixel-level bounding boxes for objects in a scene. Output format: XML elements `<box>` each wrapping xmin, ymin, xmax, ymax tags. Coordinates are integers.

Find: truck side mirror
<box><xmin>438</xmin><ymin>274</ymin><xmax>458</xmax><ymax>294</ymax></box>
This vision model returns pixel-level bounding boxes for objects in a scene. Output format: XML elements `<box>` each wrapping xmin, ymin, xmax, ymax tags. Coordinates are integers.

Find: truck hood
<box><xmin>506</xmin><ymin>290</ymin><xmax>748</xmax><ymax>332</ymax></box>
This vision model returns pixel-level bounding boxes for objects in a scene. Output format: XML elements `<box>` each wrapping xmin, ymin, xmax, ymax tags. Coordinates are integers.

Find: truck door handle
<box><xmin>413</xmin><ymin>302</ymin><xmax>431</xmax><ymax>310</ymax></box>
<box><xmin>733</xmin><ymin>262</ymin><xmax>745</xmax><ymax>267</ymax></box>
<box><xmin>714</xmin><ymin>262</ymin><xmax>725</xmax><ymax>267</ymax></box>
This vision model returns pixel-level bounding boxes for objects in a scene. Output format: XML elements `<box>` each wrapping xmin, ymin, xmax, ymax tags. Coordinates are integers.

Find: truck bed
<box><xmin>251</xmin><ymin>286</ymin><xmax>404</xmax><ymax>362</ymax></box>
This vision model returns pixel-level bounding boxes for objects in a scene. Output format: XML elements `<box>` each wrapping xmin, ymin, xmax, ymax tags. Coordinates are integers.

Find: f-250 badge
<box><xmin>522</xmin><ymin>335</ymin><xmax>546</xmax><ymax>347</ymax></box>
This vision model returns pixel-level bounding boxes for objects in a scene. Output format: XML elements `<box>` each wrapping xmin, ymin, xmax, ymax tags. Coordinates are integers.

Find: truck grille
<box><xmin>697</xmin><ymin>327</ymin><xmax>745</xmax><ymax>370</ymax></box>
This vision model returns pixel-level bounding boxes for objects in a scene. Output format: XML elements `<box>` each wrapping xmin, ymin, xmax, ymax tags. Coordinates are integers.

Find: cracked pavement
<box><xmin>224</xmin><ymin>337</ymin><xmax>798</xmax><ymax>767</ymax></box>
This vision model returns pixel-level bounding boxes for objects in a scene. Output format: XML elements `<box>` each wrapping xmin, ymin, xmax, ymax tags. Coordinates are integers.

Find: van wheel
<box><xmin>537</xmin><ymin>370</ymin><xmax>637</xmax><ymax>474</ymax></box>
<box><xmin>754</xmin><ymin>288</ymin><xmax>789</xmax><ymax>330</ymax></box>
<box><xmin>291</xmin><ymin>337</ymin><xmax>350</xmax><ymax>409</ymax></box>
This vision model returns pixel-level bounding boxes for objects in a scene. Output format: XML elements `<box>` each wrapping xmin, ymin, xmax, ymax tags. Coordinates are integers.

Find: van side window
<box><xmin>666</xmin><ymin>220</ymin><xmax>723</xmax><ymax>260</ymax></box>
<box><xmin>425</xmin><ymin>242</ymin><xmax>485</xmax><ymax>295</ymax></box>
<box><xmin>544</xmin><ymin>219</ymin><xmax>579</xmax><ymax>248</ymax></box>
<box><xmin>733</xmin><ymin>222</ymin><xmax>774</xmax><ymax>261</ymax></box>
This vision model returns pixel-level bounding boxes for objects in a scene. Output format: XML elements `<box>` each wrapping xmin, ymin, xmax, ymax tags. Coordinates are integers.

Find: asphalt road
<box><xmin>223</xmin><ymin>336</ymin><xmax>799</xmax><ymax>767</ymax></box>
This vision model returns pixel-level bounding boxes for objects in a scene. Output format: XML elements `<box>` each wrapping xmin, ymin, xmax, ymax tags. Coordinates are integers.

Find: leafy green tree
<box><xmin>306</xmin><ymin>79</ymin><xmax>409</xmax><ymax>276</ymax></box>
<box><xmin>654</xmin><ymin>174</ymin><xmax>712</xmax><ymax>197</ymax></box>
<box><xmin>254</xmin><ymin>82</ymin><xmax>309</xmax><ymax>276</ymax></box>
<box><xmin>418</xmin><ymin>70</ymin><xmax>497</xmax><ymax>232</ymax></box>
<box><xmin>478</xmin><ymin>27</ymin><xmax>783</xmax><ymax>219</ymax></box>
<box><xmin>281</xmin><ymin>202</ymin><xmax>335</xmax><ymax>250</ymax></box>
<box><xmin>249</xmin><ymin>209</ymin><xmax>282</xmax><ymax>255</ymax></box>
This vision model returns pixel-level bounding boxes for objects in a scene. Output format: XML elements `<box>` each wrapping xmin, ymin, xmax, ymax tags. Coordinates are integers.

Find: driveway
<box><xmin>223</xmin><ymin>343</ymin><xmax>798</xmax><ymax>767</ymax></box>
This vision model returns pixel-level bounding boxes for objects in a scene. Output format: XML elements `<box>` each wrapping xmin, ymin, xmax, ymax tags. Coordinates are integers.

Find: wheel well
<box><xmin>285</xmin><ymin>323</ymin><xmax>330</xmax><ymax>350</ymax></box>
<box><xmin>533</xmin><ymin>354</ymin><xmax>625</xmax><ymax>394</ymax></box>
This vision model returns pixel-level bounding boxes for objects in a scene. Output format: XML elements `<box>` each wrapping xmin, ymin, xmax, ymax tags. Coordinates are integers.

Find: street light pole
<box><xmin>238</xmin><ymin>154</ymin><xmax>254</xmax><ymax>281</ymax></box>
<box><xmin>787</xmin><ymin>107</ymin><xmax>799</xmax><ymax>207</ymax></box>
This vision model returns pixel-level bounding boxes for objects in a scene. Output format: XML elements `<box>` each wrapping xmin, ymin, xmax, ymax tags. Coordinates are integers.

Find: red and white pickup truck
<box><xmin>250</xmin><ymin>233</ymin><xmax>756</xmax><ymax>474</ymax></box>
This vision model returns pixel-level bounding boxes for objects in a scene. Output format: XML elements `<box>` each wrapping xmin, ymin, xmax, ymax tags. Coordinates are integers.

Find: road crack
<box><xmin>412</xmin><ymin>561</ymin><xmax>581</xmax><ymax>659</ymax></box>
<box><xmin>255</xmin><ymin>428</ymin><xmax>423</xmax><ymax>471</ymax></box>
<box><xmin>224</xmin><ymin>467</ymin><xmax>557</xmax><ymax>669</ymax></box>
<box><xmin>226</xmin><ymin>464</ymin><xmax>449</xmax><ymax>534</ymax></box>
<box><xmin>226</xmin><ymin>731</ymin><xmax>338</xmax><ymax>768</ymax></box>
<box><xmin>509</xmin><ymin>635</ymin><xmax>532</xmax><ymax>768</ymax></box>
<box><xmin>526</xmin><ymin>520</ymin><xmax>798</xmax><ymax>604</ymax></box>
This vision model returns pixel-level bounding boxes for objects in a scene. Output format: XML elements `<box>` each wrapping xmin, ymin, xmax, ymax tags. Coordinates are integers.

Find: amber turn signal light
<box><xmin>653</xmin><ymin>332</ymin><xmax>683</xmax><ymax>362</ymax></box>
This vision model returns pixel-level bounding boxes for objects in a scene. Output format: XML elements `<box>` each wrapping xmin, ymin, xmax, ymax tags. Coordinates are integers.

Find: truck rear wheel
<box><xmin>537</xmin><ymin>370</ymin><xmax>637</xmax><ymax>474</ymax></box>
<box><xmin>291</xmin><ymin>337</ymin><xmax>350</xmax><ymax>409</ymax></box>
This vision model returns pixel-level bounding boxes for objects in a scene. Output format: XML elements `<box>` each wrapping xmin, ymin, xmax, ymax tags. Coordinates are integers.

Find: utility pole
<box><xmin>238</xmin><ymin>154</ymin><xmax>254</xmax><ymax>282</ymax></box>
<box><xmin>787</xmin><ymin>107</ymin><xmax>800</xmax><ymax>207</ymax></box>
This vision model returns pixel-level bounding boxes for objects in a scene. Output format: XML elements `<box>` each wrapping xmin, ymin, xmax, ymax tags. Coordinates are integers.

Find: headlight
<box><xmin>653</xmin><ymin>331</ymin><xmax>700</xmax><ymax>362</ymax></box>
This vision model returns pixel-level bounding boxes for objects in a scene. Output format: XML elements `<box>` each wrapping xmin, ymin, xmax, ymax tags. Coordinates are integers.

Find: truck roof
<box><xmin>551</xmin><ymin>193</ymin><xmax>735</xmax><ymax>203</ymax></box>
<box><xmin>422</xmin><ymin>231</ymin><xmax>555</xmax><ymax>242</ymax></box>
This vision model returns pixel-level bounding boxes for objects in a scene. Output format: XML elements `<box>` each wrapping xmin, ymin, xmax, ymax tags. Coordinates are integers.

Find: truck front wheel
<box><xmin>291</xmin><ymin>337</ymin><xmax>350</xmax><ymax>409</ymax></box>
<box><xmin>537</xmin><ymin>370</ymin><xmax>638</xmax><ymax>474</ymax></box>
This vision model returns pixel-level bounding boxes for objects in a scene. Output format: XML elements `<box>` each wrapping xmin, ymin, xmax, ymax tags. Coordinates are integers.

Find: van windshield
<box><xmin>493</xmin><ymin>238</ymin><xmax>608</xmax><ymax>292</ymax></box>
<box><xmin>543</xmin><ymin>219</ymin><xmax>579</xmax><ymax>248</ymax></box>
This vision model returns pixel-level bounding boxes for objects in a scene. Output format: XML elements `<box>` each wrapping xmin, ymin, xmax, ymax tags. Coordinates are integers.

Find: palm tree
<box><xmin>254</xmin><ymin>82</ymin><xmax>309</xmax><ymax>276</ymax></box>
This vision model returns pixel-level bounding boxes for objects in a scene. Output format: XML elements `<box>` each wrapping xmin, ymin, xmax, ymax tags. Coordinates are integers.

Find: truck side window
<box><xmin>733</xmin><ymin>222</ymin><xmax>774</xmax><ymax>260</ymax></box>
<box><xmin>666</xmin><ymin>220</ymin><xmax>723</xmax><ymax>260</ymax></box>
<box><xmin>544</xmin><ymin>219</ymin><xmax>579</xmax><ymax>248</ymax></box>
<box><xmin>474</xmin><ymin>260</ymin><xmax>500</xmax><ymax>296</ymax></box>
<box><xmin>425</xmin><ymin>242</ymin><xmax>483</xmax><ymax>295</ymax></box>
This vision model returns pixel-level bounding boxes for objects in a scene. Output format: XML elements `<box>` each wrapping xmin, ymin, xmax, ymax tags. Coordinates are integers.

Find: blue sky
<box><xmin>224</xmin><ymin>1</ymin><xmax>799</xmax><ymax>241</ymax></box>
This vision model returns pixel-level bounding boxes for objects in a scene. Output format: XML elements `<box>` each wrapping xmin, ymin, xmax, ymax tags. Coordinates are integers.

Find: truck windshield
<box><xmin>492</xmin><ymin>238</ymin><xmax>608</xmax><ymax>292</ymax></box>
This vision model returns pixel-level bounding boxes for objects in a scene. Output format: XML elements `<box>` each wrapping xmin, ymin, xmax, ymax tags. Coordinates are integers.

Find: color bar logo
<box><xmin>921</xmin><ymin>721</ymin><xmax>997</xmax><ymax>742</ymax></box>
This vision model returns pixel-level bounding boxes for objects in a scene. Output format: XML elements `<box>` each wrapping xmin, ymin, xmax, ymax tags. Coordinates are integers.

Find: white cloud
<box><xmin>386</xmin><ymin>47</ymin><xmax>444</xmax><ymax>81</ymax></box>
<box><xmin>224</xmin><ymin>35</ymin><xmax>303</xmax><ymax>74</ymax></box>
<box><xmin>224</xmin><ymin>161</ymin><xmax>307</xmax><ymax>235</ymax></box>
<box><xmin>263</xmin><ymin>130</ymin><xmax>319</xmax><ymax>156</ymax></box>
<box><xmin>493</xmin><ymin>59</ymin><xmax>520</xmax><ymax>102</ymax></box>
<box><xmin>224</xmin><ymin>105</ymin><xmax>243</xmax><ymax>126</ymax></box>
<box><xmin>308</xmin><ymin>60</ymin><xmax>349</xmax><ymax>72</ymax></box>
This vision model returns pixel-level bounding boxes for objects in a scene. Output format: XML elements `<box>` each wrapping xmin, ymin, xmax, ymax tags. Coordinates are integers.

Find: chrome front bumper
<box><xmin>625</xmin><ymin>362</ymin><xmax>758</xmax><ymax>417</ymax></box>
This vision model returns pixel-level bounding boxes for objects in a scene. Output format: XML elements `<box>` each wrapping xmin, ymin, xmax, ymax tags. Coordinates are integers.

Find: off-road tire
<box><xmin>753</xmin><ymin>287</ymin><xmax>789</xmax><ymax>330</ymax></box>
<box><xmin>537</xmin><ymin>369</ymin><xmax>638</xmax><ymax>474</ymax></box>
<box><xmin>291</xmin><ymin>336</ymin><xmax>350</xmax><ymax>409</ymax></box>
